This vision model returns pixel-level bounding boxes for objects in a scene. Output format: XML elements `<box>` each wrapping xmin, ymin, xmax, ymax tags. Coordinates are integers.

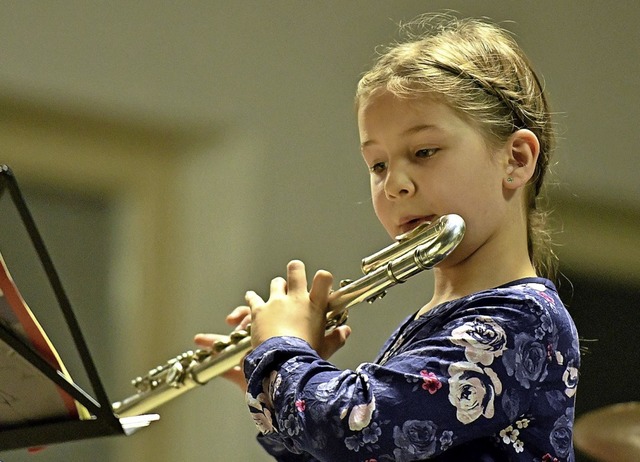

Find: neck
<box><xmin>417</xmin><ymin>223</ymin><xmax>536</xmax><ymax>316</ymax></box>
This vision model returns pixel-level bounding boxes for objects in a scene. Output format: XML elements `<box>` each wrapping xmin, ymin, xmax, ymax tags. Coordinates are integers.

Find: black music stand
<box><xmin>0</xmin><ymin>165</ymin><xmax>145</xmax><ymax>450</ymax></box>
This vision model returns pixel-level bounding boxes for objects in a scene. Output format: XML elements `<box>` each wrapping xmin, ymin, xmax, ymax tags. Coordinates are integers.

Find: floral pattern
<box><xmin>419</xmin><ymin>370</ymin><xmax>442</xmax><ymax>394</ymax></box>
<box><xmin>502</xmin><ymin>332</ymin><xmax>549</xmax><ymax>389</ymax></box>
<box><xmin>392</xmin><ymin>420</ymin><xmax>438</xmax><ymax>461</ymax></box>
<box><xmin>450</xmin><ymin>316</ymin><xmax>507</xmax><ymax>365</ymax></box>
<box><xmin>244</xmin><ymin>278</ymin><xmax>580</xmax><ymax>461</ymax></box>
<box><xmin>447</xmin><ymin>361</ymin><xmax>502</xmax><ymax>424</ymax></box>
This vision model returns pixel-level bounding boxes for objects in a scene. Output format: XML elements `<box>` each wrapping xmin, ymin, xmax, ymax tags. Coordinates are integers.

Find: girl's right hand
<box><xmin>193</xmin><ymin>305</ymin><xmax>252</xmax><ymax>392</ymax></box>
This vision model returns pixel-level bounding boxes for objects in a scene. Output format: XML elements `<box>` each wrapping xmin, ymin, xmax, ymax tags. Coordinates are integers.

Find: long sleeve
<box><xmin>243</xmin><ymin>278</ymin><xmax>580</xmax><ymax>462</ymax></box>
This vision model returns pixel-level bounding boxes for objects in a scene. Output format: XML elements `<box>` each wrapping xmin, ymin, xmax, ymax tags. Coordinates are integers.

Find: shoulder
<box><xmin>446</xmin><ymin>278</ymin><xmax>573</xmax><ymax>333</ymax></box>
<box><xmin>458</xmin><ymin>278</ymin><xmax>562</xmax><ymax>311</ymax></box>
<box><xmin>408</xmin><ymin>278</ymin><xmax>580</xmax><ymax>376</ymax></box>
<box><xmin>394</xmin><ymin>278</ymin><xmax>568</xmax><ymax>353</ymax></box>
<box><xmin>445</xmin><ymin>278</ymin><xmax>579</xmax><ymax>353</ymax></box>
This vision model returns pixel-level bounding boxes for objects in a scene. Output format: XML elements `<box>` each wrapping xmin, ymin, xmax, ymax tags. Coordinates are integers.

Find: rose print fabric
<box><xmin>244</xmin><ymin>278</ymin><xmax>580</xmax><ymax>461</ymax></box>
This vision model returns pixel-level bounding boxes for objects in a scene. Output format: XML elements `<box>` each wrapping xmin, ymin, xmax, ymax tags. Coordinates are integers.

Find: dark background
<box><xmin>559</xmin><ymin>271</ymin><xmax>639</xmax><ymax>461</ymax></box>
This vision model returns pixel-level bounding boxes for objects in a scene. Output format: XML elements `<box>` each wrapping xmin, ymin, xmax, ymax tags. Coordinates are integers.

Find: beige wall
<box><xmin>1</xmin><ymin>2</ymin><xmax>638</xmax><ymax>461</ymax></box>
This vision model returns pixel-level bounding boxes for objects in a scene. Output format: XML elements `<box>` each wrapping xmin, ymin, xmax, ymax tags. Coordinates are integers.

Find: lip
<box><xmin>398</xmin><ymin>215</ymin><xmax>436</xmax><ymax>234</ymax></box>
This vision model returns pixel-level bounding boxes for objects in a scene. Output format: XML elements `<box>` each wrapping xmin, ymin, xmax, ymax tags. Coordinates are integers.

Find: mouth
<box><xmin>398</xmin><ymin>215</ymin><xmax>436</xmax><ymax>235</ymax></box>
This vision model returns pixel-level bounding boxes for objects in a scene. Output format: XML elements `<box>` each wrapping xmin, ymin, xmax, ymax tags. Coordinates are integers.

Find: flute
<box><xmin>112</xmin><ymin>214</ymin><xmax>465</xmax><ymax>418</ymax></box>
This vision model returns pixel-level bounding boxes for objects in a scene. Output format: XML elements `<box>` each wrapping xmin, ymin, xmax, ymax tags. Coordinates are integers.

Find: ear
<box><xmin>503</xmin><ymin>129</ymin><xmax>540</xmax><ymax>189</ymax></box>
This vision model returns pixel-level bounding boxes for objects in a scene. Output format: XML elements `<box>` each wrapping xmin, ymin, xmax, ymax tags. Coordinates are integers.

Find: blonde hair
<box><xmin>356</xmin><ymin>14</ymin><xmax>558</xmax><ymax>280</ymax></box>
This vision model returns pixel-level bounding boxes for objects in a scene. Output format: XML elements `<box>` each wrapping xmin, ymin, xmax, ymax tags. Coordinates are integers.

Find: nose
<box><xmin>384</xmin><ymin>164</ymin><xmax>415</xmax><ymax>200</ymax></box>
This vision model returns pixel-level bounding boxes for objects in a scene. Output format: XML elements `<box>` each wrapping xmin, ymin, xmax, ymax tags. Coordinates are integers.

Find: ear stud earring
<box><xmin>506</xmin><ymin>165</ymin><xmax>515</xmax><ymax>183</ymax></box>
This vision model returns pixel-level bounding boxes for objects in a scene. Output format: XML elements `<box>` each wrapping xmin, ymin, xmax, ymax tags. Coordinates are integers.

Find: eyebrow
<box><xmin>360</xmin><ymin>124</ymin><xmax>438</xmax><ymax>149</ymax></box>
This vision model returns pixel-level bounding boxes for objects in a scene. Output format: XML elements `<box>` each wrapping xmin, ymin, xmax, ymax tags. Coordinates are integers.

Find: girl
<box><xmin>197</xmin><ymin>13</ymin><xmax>580</xmax><ymax>462</ymax></box>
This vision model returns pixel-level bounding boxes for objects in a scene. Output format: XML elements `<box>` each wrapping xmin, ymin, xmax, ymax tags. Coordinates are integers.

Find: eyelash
<box><xmin>369</xmin><ymin>162</ymin><xmax>386</xmax><ymax>174</ymax></box>
<box><xmin>368</xmin><ymin>148</ymin><xmax>438</xmax><ymax>174</ymax></box>
<box><xmin>415</xmin><ymin>148</ymin><xmax>438</xmax><ymax>159</ymax></box>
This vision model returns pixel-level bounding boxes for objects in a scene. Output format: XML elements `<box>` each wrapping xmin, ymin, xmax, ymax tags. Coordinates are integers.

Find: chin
<box><xmin>438</xmin><ymin>239</ymin><xmax>476</xmax><ymax>270</ymax></box>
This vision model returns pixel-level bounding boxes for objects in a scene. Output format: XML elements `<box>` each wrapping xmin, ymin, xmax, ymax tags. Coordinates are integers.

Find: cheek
<box><xmin>371</xmin><ymin>189</ymin><xmax>395</xmax><ymax>235</ymax></box>
<box><xmin>446</xmin><ymin>170</ymin><xmax>499</xmax><ymax>208</ymax></box>
<box><xmin>371</xmin><ymin>191</ymin><xmax>385</xmax><ymax>219</ymax></box>
<box><xmin>369</xmin><ymin>179</ymin><xmax>383</xmax><ymax>211</ymax></box>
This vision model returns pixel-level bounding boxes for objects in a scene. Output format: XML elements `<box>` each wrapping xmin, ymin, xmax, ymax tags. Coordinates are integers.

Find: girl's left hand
<box><xmin>246</xmin><ymin>260</ymin><xmax>335</xmax><ymax>353</ymax></box>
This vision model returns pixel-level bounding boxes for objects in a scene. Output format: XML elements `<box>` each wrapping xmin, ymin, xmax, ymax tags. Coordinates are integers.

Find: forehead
<box><xmin>357</xmin><ymin>90</ymin><xmax>468</xmax><ymax>143</ymax></box>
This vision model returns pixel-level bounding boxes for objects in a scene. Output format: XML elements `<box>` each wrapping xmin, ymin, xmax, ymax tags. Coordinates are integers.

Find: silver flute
<box><xmin>112</xmin><ymin>214</ymin><xmax>465</xmax><ymax>418</ymax></box>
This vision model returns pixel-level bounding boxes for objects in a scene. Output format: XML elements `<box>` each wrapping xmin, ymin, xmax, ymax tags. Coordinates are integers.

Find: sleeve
<box><xmin>243</xmin><ymin>295</ymin><xmax>569</xmax><ymax>461</ymax></box>
<box><xmin>256</xmin><ymin>431</ymin><xmax>321</xmax><ymax>462</ymax></box>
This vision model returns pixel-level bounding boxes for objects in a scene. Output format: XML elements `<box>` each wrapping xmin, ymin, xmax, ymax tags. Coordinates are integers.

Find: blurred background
<box><xmin>0</xmin><ymin>1</ymin><xmax>638</xmax><ymax>461</ymax></box>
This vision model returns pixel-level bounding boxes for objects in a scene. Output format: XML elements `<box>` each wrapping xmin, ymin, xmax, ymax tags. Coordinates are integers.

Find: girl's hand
<box><xmin>246</xmin><ymin>260</ymin><xmax>350</xmax><ymax>356</ymax></box>
<box><xmin>316</xmin><ymin>323</ymin><xmax>352</xmax><ymax>360</ymax></box>
<box><xmin>193</xmin><ymin>305</ymin><xmax>252</xmax><ymax>392</ymax></box>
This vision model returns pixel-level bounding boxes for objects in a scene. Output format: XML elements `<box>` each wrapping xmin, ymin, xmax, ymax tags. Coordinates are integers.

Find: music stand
<box><xmin>0</xmin><ymin>165</ymin><xmax>152</xmax><ymax>450</ymax></box>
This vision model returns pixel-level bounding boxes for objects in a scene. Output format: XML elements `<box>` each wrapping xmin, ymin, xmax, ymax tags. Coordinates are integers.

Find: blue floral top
<box><xmin>244</xmin><ymin>278</ymin><xmax>580</xmax><ymax>462</ymax></box>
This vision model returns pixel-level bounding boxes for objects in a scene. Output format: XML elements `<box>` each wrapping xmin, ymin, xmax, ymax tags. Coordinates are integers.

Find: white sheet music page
<box><xmin>0</xmin><ymin>252</ymin><xmax>89</xmax><ymax>426</ymax></box>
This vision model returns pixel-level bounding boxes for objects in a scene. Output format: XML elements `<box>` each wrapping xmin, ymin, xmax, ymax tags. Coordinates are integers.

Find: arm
<box><xmin>197</xmin><ymin>261</ymin><xmax>347</xmax><ymax>461</ymax></box>
<box><xmin>244</xmin><ymin>335</ymin><xmax>511</xmax><ymax>461</ymax></box>
<box><xmin>244</xmin><ymin>282</ymin><xmax>580</xmax><ymax>461</ymax></box>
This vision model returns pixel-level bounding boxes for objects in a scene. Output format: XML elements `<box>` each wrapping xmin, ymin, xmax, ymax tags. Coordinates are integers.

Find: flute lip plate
<box><xmin>394</xmin><ymin>220</ymin><xmax>433</xmax><ymax>242</ymax></box>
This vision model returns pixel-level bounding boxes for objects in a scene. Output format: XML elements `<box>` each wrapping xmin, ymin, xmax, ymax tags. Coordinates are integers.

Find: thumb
<box><xmin>318</xmin><ymin>325</ymin><xmax>352</xmax><ymax>360</ymax></box>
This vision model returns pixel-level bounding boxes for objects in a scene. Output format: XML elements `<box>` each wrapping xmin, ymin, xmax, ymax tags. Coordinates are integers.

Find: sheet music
<box><xmin>0</xmin><ymin>252</ymin><xmax>89</xmax><ymax>426</ymax></box>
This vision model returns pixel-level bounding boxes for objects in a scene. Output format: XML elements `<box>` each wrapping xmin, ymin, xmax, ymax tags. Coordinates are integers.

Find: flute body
<box><xmin>112</xmin><ymin>214</ymin><xmax>465</xmax><ymax>418</ymax></box>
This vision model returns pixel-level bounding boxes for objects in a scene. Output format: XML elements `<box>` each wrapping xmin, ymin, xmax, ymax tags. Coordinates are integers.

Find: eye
<box><xmin>369</xmin><ymin>161</ymin><xmax>387</xmax><ymax>174</ymax></box>
<box><xmin>415</xmin><ymin>148</ymin><xmax>438</xmax><ymax>159</ymax></box>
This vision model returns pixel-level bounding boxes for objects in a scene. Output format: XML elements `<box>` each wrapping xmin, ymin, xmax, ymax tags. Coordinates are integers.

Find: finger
<box><xmin>309</xmin><ymin>269</ymin><xmax>334</xmax><ymax>309</ymax></box>
<box><xmin>193</xmin><ymin>337</ymin><xmax>248</xmax><ymax>391</ymax></box>
<box><xmin>269</xmin><ymin>276</ymin><xmax>287</xmax><ymax>296</ymax></box>
<box><xmin>286</xmin><ymin>260</ymin><xmax>308</xmax><ymax>294</ymax></box>
<box><xmin>193</xmin><ymin>333</ymin><xmax>230</xmax><ymax>348</ymax></box>
<box><xmin>237</xmin><ymin>312</ymin><xmax>252</xmax><ymax>330</ymax></box>
<box><xmin>245</xmin><ymin>290</ymin><xmax>265</xmax><ymax>308</ymax></box>
<box><xmin>222</xmin><ymin>365</ymin><xmax>248</xmax><ymax>392</ymax></box>
<box><xmin>318</xmin><ymin>325</ymin><xmax>351</xmax><ymax>360</ymax></box>
<box><xmin>331</xmin><ymin>325</ymin><xmax>352</xmax><ymax>346</ymax></box>
<box><xmin>226</xmin><ymin>305</ymin><xmax>250</xmax><ymax>326</ymax></box>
